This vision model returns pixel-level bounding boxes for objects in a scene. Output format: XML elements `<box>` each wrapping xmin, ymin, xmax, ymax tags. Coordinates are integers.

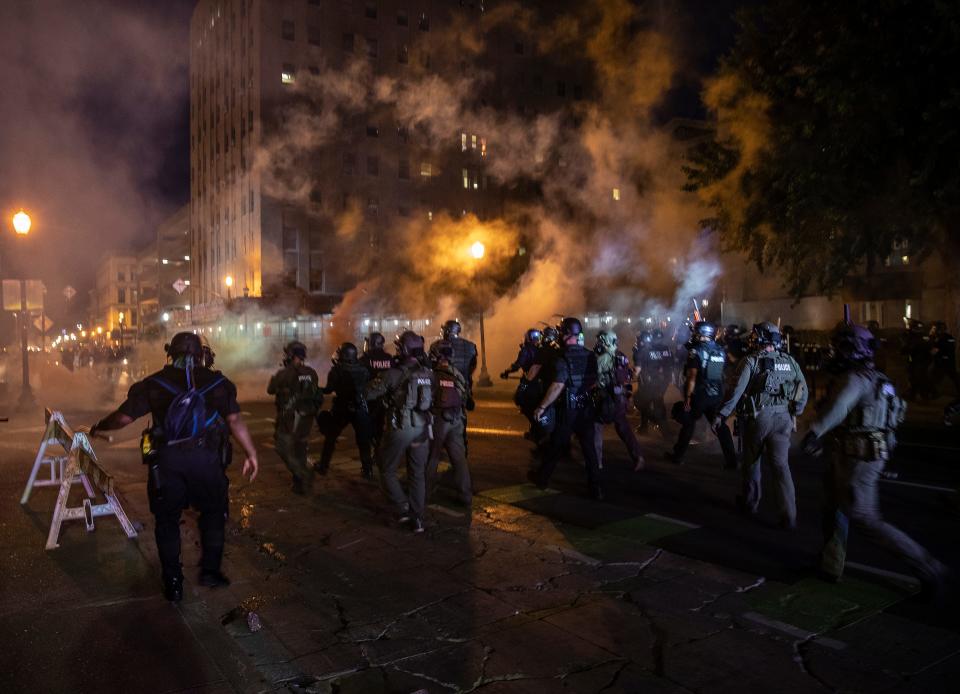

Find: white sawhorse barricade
<box><xmin>21</xmin><ymin>410</ymin><xmax>138</xmax><ymax>550</ymax></box>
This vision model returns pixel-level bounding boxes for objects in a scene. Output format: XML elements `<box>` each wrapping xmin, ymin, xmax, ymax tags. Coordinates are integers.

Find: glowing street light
<box><xmin>467</xmin><ymin>241</ymin><xmax>493</xmax><ymax>387</ymax></box>
<box><xmin>224</xmin><ymin>274</ymin><xmax>234</xmax><ymax>299</ymax></box>
<box><xmin>470</xmin><ymin>241</ymin><xmax>485</xmax><ymax>260</ymax></box>
<box><xmin>12</xmin><ymin>210</ymin><xmax>31</xmax><ymax>235</ymax></box>
<box><xmin>161</xmin><ymin>312</ymin><xmax>170</xmax><ymax>322</ymax></box>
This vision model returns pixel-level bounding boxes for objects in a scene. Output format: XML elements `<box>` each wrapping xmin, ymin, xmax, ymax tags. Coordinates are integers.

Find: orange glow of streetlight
<box><xmin>12</xmin><ymin>210</ymin><xmax>31</xmax><ymax>235</ymax></box>
<box><xmin>224</xmin><ymin>275</ymin><xmax>234</xmax><ymax>288</ymax></box>
<box><xmin>470</xmin><ymin>241</ymin><xmax>485</xmax><ymax>260</ymax></box>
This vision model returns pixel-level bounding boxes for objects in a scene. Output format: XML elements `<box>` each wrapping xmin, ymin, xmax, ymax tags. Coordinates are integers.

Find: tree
<box><xmin>685</xmin><ymin>0</ymin><xmax>960</xmax><ymax>299</ymax></box>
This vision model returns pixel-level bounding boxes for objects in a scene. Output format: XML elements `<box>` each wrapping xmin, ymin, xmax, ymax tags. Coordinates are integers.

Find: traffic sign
<box><xmin>172</xmin><ymin>278</ymin><xmax>187</xmax><ymax>295</ymax></box>
<box><xmin>63</xmin><ymin>285</ymin><xmax>76</xmax><ymax>301</ymax></box>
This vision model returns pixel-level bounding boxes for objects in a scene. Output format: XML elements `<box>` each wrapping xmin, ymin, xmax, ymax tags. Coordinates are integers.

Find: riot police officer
<box><xmin>365</xmin><ymin>331</ymin><xmax>434</xmax><ymax>533</ymax></box>
<box><xmin>501</xmin><ymin>328</ymin><xmax>543</xmax><ymax>428</ymax></box>
<box><xmin>902</xmin><ymin>319</ymin><xmax>932</xmax><ymax>400</ymax></box>
<box><xmin>360</xmin><ymin>332</ymin><xmax>394</xmax><ymax>453</ymax></box>
<box><xmin>633</xmin><ymin>329</ymin><xmax>672</xmax><ymax>435</ymax></box>
<box><xmin>930</xmin><ymin>321</ymin><xmax>959</xmax><ymax>396</ymax></box>
<box><xmin>716</xmin><ymin>322</ymin><xmax>808</xmax><ymax>528</ymax></box>
<box><xmin>432</xmin><ymin>320</ymin><xmax>478</xmax><ymax>391</ymax></box>
<box><xmin>267</xmin><ymin>341</ymin><xmax>323</xmax><ymax>495</ymax></box>
<box><xmin>427</xmin><ymin>340</ymin><xmax>473</xmax><ymax>508</ymax></box>
<box><xmin>317</xmin><ymin>342</ymin><xmax>374</xmax><ymax>479</ymax></box>
<box><xmin>803</xmin><ymin>324</ymin><xmax>947</xmax><ymax>593</ymax></box>
<box><xmin>667</xmin><ymin>321</ymin><xmax>737</xmax><ymax>468</ymax></box>
<box><xmin>89</xmin><ymin>333</ymin><xmax>259</xmax><ymax>601</ymax></box>
<box><xmin>595</xmin><ymin>330</ymin><xmax>645</xmax><ymax>470</ymax></box>
<box><xmin>530</xmin><ymin>317</ymin><xmax>603</xmax><ymax>499</ymax></box>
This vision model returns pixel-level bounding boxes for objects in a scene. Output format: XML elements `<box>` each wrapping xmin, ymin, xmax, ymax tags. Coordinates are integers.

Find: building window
<box><xmin>612</xmin><ymin>188</ymin><xmax>621</xmax><ymax>201</ymax></box>
<box><xmin>420</xmin><ymin>162</ymin><xmax>432</xmax><ymax>178</ymax></box>
<box><xmin>281</xmin><ymin>20</ymin><xmax>295</xmax><ymax>41</ymax></box>
<box><xmin>397</xmin><ymin>10</ymin><xmax>408</xmax><ymax>26</ymax></box>
<box><xmin>533</xmin><ymin>75</ymin><xmax>543</xmax><ymax>94</ymax></box>
<box><xmin>462</xmin><ymin>168</ymin><xmax>469</xmax><ymax>189</ymax></box>
<box><xmin>117</xmin><ymin>271</ymin><xmax>125</xmax><ymax>281</ymax></box>
<box><xmin>366</xmin><ymin>155</ymin><xmax>379</xmax><ymax>176</ymax></box>
<box><xmin>397</xmin><ymin>44</ymin><xmax>409</xmax><ymax>64</ymax></box>
<box><xmin>249</xmin><ymin>189</ymin><xmax>255</xmax><ymax>212</ymax></box>
<box><xmin>281</xmin><ymin>64</ymin><xmax>295</xmax><ymax>84</ymax></box>
<box><xmin>471</xmin><ymin>134</ymin><xmax>477</xmax><ymax>149</ymax></box>
<box><xmin>514</xmin><ymin>41</ymin><xmax>524</xmax><ymax>55</ymax></box>
<box><xmin>418</xmin><ymin>13</ymin><xmax>429</xmax><ymax>31</ymax></box>
<box><xmin>342</xmin><ymin>152</ymin><xmax>356</xmax><ymax>175</ymax></box>
<box><xmin>117</xmin><ymin>288</ymin><xmax>126</xmax><ymax>303</ymax></box>
<box><xmin>398</xmin><ymin>158</ymin><xmax>410</xmax><ymax>179</ymax></box>
<box><xmin>309</xmin><ymin>253</ymin><xmax>324</xmax><ymax>292</ymax></box>
<box><xmin>366</xmin><ymin>197</ymin><xmax>379</xmax><ymax>216</ymax></box>
<box><xmin>365</xmin><ymin>37</ymin><xmax>378</xmax><ymax>58</ymax></box>
<box><xmin>308</xmin><ymin>25</ymin><xmax>322</xmax><ymax>46</ymax></box>
<box><xmin>397</xmin><ymin>125</ymin><xmax>409</xmax><ymax>142</ymax></box>
<box><xmin>366</xmin><ymin>124</ymin><xmax>379</xmax><ymax>137</ymax></box>
<box><xmin>573</xmin><ymin>84</ymin><xmax>583</xmax><ymax>100</ymax></box>
<box><xmin>461</xmin><ymin>132</ymin><xmax>467</xmax><ymax>151</ymax></box>
<box><xmin>364</xmin><ymin>2</ymin><xmax>377</xmax><ymax>19</ymax></box>
<box><xmin>341</xmin><ymin>33</ymin><xmax>354</xmax><ymax>52</ymax></box>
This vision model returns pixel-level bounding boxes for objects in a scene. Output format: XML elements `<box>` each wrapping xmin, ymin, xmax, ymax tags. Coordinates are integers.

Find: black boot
<box><xmin>163</xmin><ymin>575</ymin><xmax>184</xmax><ymax>602</ymax></box>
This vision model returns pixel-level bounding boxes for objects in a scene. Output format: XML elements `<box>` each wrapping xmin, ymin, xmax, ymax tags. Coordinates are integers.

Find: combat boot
<box><xmin>411</xmin><ymin>517</ymin><xmax>426</xmax><ymax>534</ymax></box>
<box><xmin>163</xmin><ymin>575</ymin><xmax>184</xmax><ymax>602</ymax></box>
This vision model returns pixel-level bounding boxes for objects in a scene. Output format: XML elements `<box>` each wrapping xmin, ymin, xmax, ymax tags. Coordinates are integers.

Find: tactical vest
<box><xmin>745</xmin><ymin>350</ymin><xmax>802</xmax><ymax>413</ymax></box>
<box><xmin>362</xmin><ymin>349</ymin><xmax>394</xmax><ymax>375</ymax></box>
<box><xmin>838</xmin><ymin>368</ymin><xmax>906</xmax><ymax>460</ymax></box>
<box><xmin>560</xmin><ymin>345</ymin><xmax>593</xmax><ymax>410</ymax></box>
<box><xmin>389</xmin><ymin>364</ymin><xmax>433</xmax><ymax>429</ymax></box>
<box><xmin>335</xmin><ymin>362</ymin><xmax>370</xmax><ymax>411</ymax></box>
<box><xmin>449</xmin><ymin>339</ymin><xmax>477</xmax><ymax>380</ymax></box>
<box><xmin>433</xmin><ymin>364</ymin><xmax>466</xmax><ymax>414</ymax></box>
<box><xmin>693</xmin><ymin>343</ymin><xmax>726</xmax><ymax>396</ymax></box>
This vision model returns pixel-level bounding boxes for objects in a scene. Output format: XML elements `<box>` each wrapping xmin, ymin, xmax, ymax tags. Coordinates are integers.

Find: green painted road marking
<box><xmin>479</xmin><ymin>483</ymin><xmax>560</xmax><ymax>503</ymax></box>
<box><xmin>748</xmin><ymin>575</ymin><xmax>910</xmax><ymax>634</ymax></box>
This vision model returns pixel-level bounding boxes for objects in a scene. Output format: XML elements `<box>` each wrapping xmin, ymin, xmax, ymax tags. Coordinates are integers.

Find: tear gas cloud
<box><xmin>257</xmin><ymin>0</ymin><xmax>723</xmax><ymax>367</ymax></box>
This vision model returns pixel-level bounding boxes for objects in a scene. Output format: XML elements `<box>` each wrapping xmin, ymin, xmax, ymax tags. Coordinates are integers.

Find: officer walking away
<box><xmin>594</xmin><ymin>330</ymin><xmax>645</xmax><ymax>471</ymax></box>
<box><xmin>929</xmin><ymin>321</ymin><xmax>960</xmax><ymax>397</ymax></box>
<box><xmin>501</xmin><ymin>328</ymin><xmax>542</xmax><ymax>429</ymax></box>
<box><xmin>525</xmin><ymin>326</ymin><xmax>561</xmax><ymax>442</ymax></box>
<box><xmin>427</xmin><ymin>340</ymin><xmax>473</xmax><ymax>508</ymax></box>
<box><xmin>633</xmin><ymin>329</ymin><xmax>672</xmax><ymax>437</ymax></box>
<box><xmin>530</xmin><ymin>317</ymin><xmax>604</xmax><ymax>499</ymax></box>
<box><xmin>667</xmin><ymin>321</ymin><xmax>737</xmax><ymax>468</ymax></box>
<box><xmin>317</xmin><ymin>342</ymin><xmax>374</xmax><ymax>479</ymax></box>
<box><xmin>716</xmin><ymin>322</ymin><xmax>808</xmax><ymax>528</ymax></box>
<box><xmin>432</xmin><ymin>320</ymin><xmax>478</xmax><ymax>391</ymax></box>
<box><xmin>901</xmin><ymin>319</ymin><xmax>933</xmax><ymax>400</ymax></box>
<box><xmin>365</xmin><ymin>331</ymin><xmax>434</xmax><ymax>533</ymax></box>
<box><xmin>360</xmin><ymin>332</ymin><xmax>395</xmax><ymax>453</ymax></box>
<box><xmin>802</xmin><ymin>324</ymin><xmax>948</xmax><ymax>595</ymax></box>
<box><xmin>90</xmin><ymin>333</ymin><xmax>258</xmax><ymax>601</ymax></box>
<box><xmin>268</xmin><ymin>341</ymin><xmax>323</xmax><ymax>495</ymax></box>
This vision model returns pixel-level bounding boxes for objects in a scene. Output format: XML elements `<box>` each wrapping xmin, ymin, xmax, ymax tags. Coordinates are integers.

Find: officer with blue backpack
<box><xmin>90</xmin><ymin>332</ymin><xmax>259</xmax><ymax>602</ymax></box>
<box><xmin>268</xmin><ymin>341</ymin><xmax>323</xmax><ymax>495</ymax></box>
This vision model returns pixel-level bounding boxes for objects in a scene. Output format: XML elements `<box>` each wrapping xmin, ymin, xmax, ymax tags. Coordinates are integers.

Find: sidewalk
<box><xmin>0</xmin><ymin>402</ymin><xmax>957</xmax><ymax>693</ymax></box>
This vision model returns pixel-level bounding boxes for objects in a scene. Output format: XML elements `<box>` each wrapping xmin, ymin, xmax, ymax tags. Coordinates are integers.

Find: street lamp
<box><xmin>8</xmin><ymin>210</ymin><xmax>36</xmax><ymax>409</ymax></box>
<box><xmin>224</xmin><ymin>274</ymin><xmax>234</xmax><ymax>300</ymax></box>
<box><xmin>469</xmin><ymin>241</ymin><xmax>493</xmax><ymax>388</ymax></box>
<box><xmin>118</xmin><ymin>311</ymin><xmax>125</xmax><ymax>352</ymax></box>
<box><xmin>12</xmin><ymin>210</ymin><xmax>31</xmax><ymax>235</ymax></box>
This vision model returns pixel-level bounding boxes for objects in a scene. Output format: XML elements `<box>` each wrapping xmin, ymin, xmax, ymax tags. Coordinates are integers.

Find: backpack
<box><xmin>392</xmin><ymin>365</ymin><xmax>433</xmax><ymax>427</ymax></box>
<box><xmin>697</xmin><ymin>345</ymin><xmax>726</xmax><ymax>396</ymax></box>
<box><xmin>152</xmin><ymin>370</ymin><xmax>225</xmax><ymax>446</ymax></box>
<box><xmin>872</xmin><ymin>374</ymin><xmax>906</xmax><ymax>447</ymax></box>
<box><xmin>434</xmin><ymin>364</ymin><xmax>466</xmax><ymax>411</ymax></box>
<box><xmin>284</xmin><ymin>373</ymin><xmax>322</xmax><ymax>417</ymax></box>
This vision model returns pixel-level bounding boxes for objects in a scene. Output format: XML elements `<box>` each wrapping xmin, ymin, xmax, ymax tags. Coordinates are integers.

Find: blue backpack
<box><xmin>152</xmin><ymin>369</ymin><xmax>225</xmax><ymax>445</ymax></box>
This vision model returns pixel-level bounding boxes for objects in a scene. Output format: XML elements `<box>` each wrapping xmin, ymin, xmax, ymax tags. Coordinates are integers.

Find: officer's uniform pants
<box><xmin>149</xmin><ymin>447</ymin><xmax>228</xmax><ymax>580</ymax></box>
<box><xmin>821</xmin><ymin>453</ymin><xmax>945</xmax><ymax>584</ymax></box>
<box><xmin>740</xmin><ymin>410</ymin><xmax>796</xmax><ymax>525</ymax></box>
<box><xmin>635</xmin><ymin>382</ymin><xmax>667</xmax><ymax>429</ymax></box>
<box><xmin>275</xmin><ymin>412</ymin><xmax>314</xmax><ymax>485</ymax></box>
<box><xmin>427</xmin><ymin>412</ymin><xmax>472</xmax><ymax>504</ymax></box>
<box><xmin>368</xmin><ymin>402</ymin><xmax>387</xmax><ymax>453</ymax></box>
<box><xmin>377</xmin><ymin>418</ymin><xmax>430</xmax><ymax>519</ymax></box>
<box><xmin>319</xmin><ymin>406</ymin><xmax>373</xmax><ymax>472</ymax></box>
<box><xmin>673</xmin><ymin>392</ymin><xmax>737</xmax><ymax>466</ymax></box>
<box><xmin>595</xmin><ymin>396</ymin><xmax>644</xmax><ymax>466</ymax></box>
<box><xmin>538</xmin><ymin>406</ymin><xmax>601</xmax><ymax>491</ymax></box>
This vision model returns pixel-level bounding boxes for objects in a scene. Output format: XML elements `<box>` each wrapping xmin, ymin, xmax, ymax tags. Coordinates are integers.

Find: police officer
<box><xmin>317</xmin><ymin>342</ymin><xmax>374</xmax><ymax>479</ymax></box>
<box><xmin>930</xmin><ymin>321</ymin><xmax>960</xmax><ymax>396</ymax></box>
<box><xmin>432</xmin><ymin>319</ymin><xmax>478</xmax><ymax>391</ymax></box>
<box><xmin>501</xmin><ymin>328</ymin><xmax>542</xmax><ymax>428</ymax></box>
<box><xmin>530</xmin><ymin>317</ymin><xmax>604</xmax><ymax>499</ymax></box>
<box><xmin>633</xmin><ymin>329</ymin><xmax>672</xmax><ymax>436</ymax></box>
<box><xmin>360</xmin><ymin>332</ymin><xmax>394</xmax><ymax>453</ymax></box>
<box><xmin>716</xmin><ymin>322</ymin><xmax>808</xmax><ymax>528</ymax></box>
<box><xmin>427</xmin><ymin>340</ymin><xmax>473</xmax><ymax>508</ymax></box>
<box><xmin>267</xmin><ymin>341</ymin><xmax>323</xmax><ymax>495</ymax></box>
<box><xmin>901</xmin><ymin>319</ymin><xmax>932</xmax><ymax>400</ymax></box>
<box><xmin>365</xmin><ymin>331</ymin><xmax>434</xmax><ymax>533</ymax></box>
<box><xmin>89</xmin><ymin>333</ymin><xmax>259</xmax><ymax>601</ymax></box>
<box><xmin>667</xmin><ymin>321</ymin><xmax>737</xmax><ymax>468</ymax></box>
<box><xmin>802</xmin><ymin>324</ymin><xmax>947</xmax><ymax>593</ymax></box>
<box><xmin>595</xmin><ymin>330</ymin><xmax>645</xmax><ymax>471</ymax></box>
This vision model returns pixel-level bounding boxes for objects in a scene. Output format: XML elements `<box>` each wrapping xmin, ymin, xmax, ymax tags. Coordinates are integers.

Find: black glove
<box><xmin>466</xmin><ymin>396</ymin><xmax>476</xmax><ymax>412</ymax></box>
<box><xmin>801</xmin><ymin>431</ymin><xmax>822</xmax><ymax>457</ymax></box>
<box><xmin>499</xmin><ymin>370</ymin><xmax>510</xmax><ymax>380</ymax></box>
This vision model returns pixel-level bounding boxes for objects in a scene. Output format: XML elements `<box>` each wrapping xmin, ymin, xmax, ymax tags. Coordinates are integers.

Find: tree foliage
<box><xmin>685</xmin><ymin>0</ymin><xmax>960</xmax><ymax>297</ymax></box>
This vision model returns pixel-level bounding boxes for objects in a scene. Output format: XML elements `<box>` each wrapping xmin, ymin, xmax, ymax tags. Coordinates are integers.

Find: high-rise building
<box><xmin>189</xmin><ymin>0</ymin><xmax>584</xmax><ymax>317</ymax></box>
<box><xmin>92</xmin><ymin>253</ymin><xmax>140</xmax><ymax>338</ymax></box>
<box><xmin>156</xmin><ymin>204</ymin><xmax>192</xmax><ymax>319</ymax></box>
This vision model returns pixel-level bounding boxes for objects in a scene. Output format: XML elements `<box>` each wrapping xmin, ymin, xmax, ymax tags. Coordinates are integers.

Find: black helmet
<box><xmin>724</xmin><ymin>324</ymin><xmax>743</xmax><ymax>340</ymax></box>
<box><xmin>637</xmin><ymin>331</ymin><xmax>653</xmax><ymax>345</ymax></box>
<box><xmin>284</xmin><ymin>340</ymin><xmax>307</xmax><ymax>360</ymax></box>
<box><xmin>441</xmin><ymin>320</ymin><xmax>461</xmax><ymax>340</ymax></box>
<box><xmin>165</xmin><ymin>332</ymin><xmax>203</xmax><ymax>359</ymax></box>
<box><xmin>752</xmin><ymin>321</ymin><xmax>782</xmax><ymax>347</ymax></box>
<box><xmin>524</xmin><ymin>328</ymin><xmax>542</xmax><ymax>346</ymax></box>
<box><xmin>364</xmin><ymin>332</ymin><xmax>385</xmax><ymax>353</ymax></box>
<box><xmin>199</xmin><ymin>335</ymin><xmax>215</xmax><ymax>368</ymax></box>
<box><xmin>542</xmin><ymin>326</ymin><xmax>559</xmax><ymax>345</ymax></box>
<box><xmin>429</xmin><ymin>339</ymin><xmax>454</xmax><ymax>363</ymax></box>
<box><xmin>651</xmin><ymin>328</ymin><xmax>664</xmax><ymax>341</ymax></box>
<box><xmin>692</xmin><ymin>321</ymin><xmax>716</xmax><ymax>341</ymax></box>
<box><xmin>336</xmin><ymin>342</ymin><xmax>359</xmax><ymax>363</ymax></box>
<box><xmin>395</xmin><ymin>330</ymin><xmax>425</xmax><ymax>358</ymax></box>
<box><xmin>559</xmin><ymin>316</ymin><xmax>582</xmax><ymax>338</ymax></box>
<box><xmin>831</xmin><ymin>323</ymin><xmax>876</xmax><ymax>362</ymax></box>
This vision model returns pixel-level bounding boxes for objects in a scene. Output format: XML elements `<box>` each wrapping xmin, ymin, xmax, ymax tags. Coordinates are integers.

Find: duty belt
<box><xmin>834</xmin><ymin>430</ymin><xmax>889</xmax><ymax>461</ymax></box>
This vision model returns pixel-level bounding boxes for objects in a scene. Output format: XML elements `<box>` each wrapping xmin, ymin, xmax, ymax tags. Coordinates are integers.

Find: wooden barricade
<box><xmin>21</xmin><ymin>409</ymin><xmax>94</xmax><ymax>504</ymax></box>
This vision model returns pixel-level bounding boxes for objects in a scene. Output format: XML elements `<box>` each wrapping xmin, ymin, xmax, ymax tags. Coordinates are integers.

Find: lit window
<box><xmin>463</xmin><ymin>168</ymin><xmax>469</xmax><ymax>189</ymax></box>
<box><xmin>480</xmin><ymin>137</ymin><xmax>487</xmax><ymax>157</ymax></box>
<box><xmin>461</xmin><ymin>132</ymin><xmax>467</xmax><ymax>151</ymax></box>
<box><xmin>471</xmin><ymin>134</ymin><xmax>477</xmax><ymax>149</ymax></box>
<box><xmin>427</xmin><ymin>210</ymin><xmax>433</xmax><ymax>221</ymax></box>
<box><xmin>902</xmin><ymin>255</ymin><xmax>909</xmax><ymax>265</ymax></box>
<box><xmin>420</xmin><ymin>162</ymin><xmax>432</xmax><ymax>177</ymax></box>
<box><xmin>162</xmin><ymin>258</ymin><xmax>170</xmax><ymax>265</ymax></box>
<box><xmin>281</xmin><ymin>64</ymin><xmax>295</xmax><ymax>84</ymax></box>
<box><xmin>612</xmin><ymin>188</ymin><xmax>621</xmax><ymax>201</ymax></box>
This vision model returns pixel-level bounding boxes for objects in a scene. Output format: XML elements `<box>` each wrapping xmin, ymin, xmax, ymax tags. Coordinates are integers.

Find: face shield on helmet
<box><xmin>692</xmin><ymin>321</ymin><xmax>716</xmax><ymax>342</ymax></box>
<box><xmin>429</xmin><ymin>339</ymin><xmax>454</xmax><ymax>365</ymax></box>
<box><xmin>336</xmin><ymin>342</ymin><xmax>359</xmax><ymax>364</ymax></box>
<box><xmin>831</xmin><ymin>324</ymin><xmax>876</xmax><ymax>363</ymax></box>
<box><xmin>395</xmin><ymin>330</ymin><xmax>425</xmax><ymax>358</ymax></box>
<box><xmin>542</xmin><ymin>326</ymin><xmax>559</xmax><ymax>346</ymax></box>
<box><xmin>363</xmin><ymin>332</ymin><xmax>385</xmax><ymax>354</ymax></box>
<box><xmin>751</xmin><ymin>321</ymin><xmax>782</xmax><ymax>348</ymax></box>
<box><xmin>559</xmin><ymin>316</ymin><xmax>583</xmax><ymax>340</ymax></box>
<box><xmin>199</xmin><ymin>335</ymin><xmax>216</xmax><ymax>368</ymax></box>
<box><xmin>441</xmin><ymin>320</ymin><xmax>461</xmax><ymax>340</ymax></box>
<box><xmin>524</xmin><ymin>328</ymin><xmax>542</xmax><ymax>347</ymax></box>
<box><xmin>637</xmin><ymin>331</ymin><xmax>653</xmax><ymax>346</ymax></box>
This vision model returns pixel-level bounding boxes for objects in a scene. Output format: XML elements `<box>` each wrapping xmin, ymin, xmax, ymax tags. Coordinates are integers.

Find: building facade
<box><xmin>188</xmin><ymin>0</ymin><xmax>584</xmax><ymax>317</ymax></box>
<box><xmin>92</xmin><ymin>254</ymin><xmax>140</xmax><ymax>338</ymax></box>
